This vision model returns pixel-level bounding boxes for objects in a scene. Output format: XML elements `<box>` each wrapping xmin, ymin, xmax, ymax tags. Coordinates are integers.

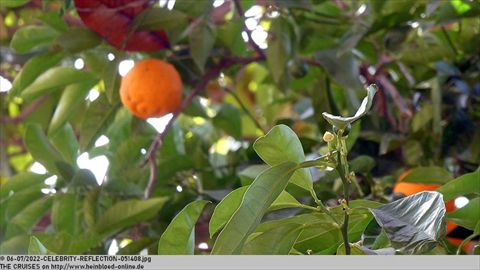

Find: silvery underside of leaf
<box><xmin>370</xmin><ymin>191</ymin><xmax>447</xmax><ymax>255</ymax></box>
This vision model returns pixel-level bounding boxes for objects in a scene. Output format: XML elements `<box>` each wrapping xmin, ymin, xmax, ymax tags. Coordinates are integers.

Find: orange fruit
<box><xmin>120</xmin><ymin>59</ymin><xmax>183</xmax><ymax>119</ymax></box>
<box><xmin>393</xmin><ymin>170</ymin><xmax>457</xmax><ymax>234</ymax></box>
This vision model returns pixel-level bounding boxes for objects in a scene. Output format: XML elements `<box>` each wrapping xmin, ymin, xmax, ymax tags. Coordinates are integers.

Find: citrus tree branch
<box><xmin>0</xmin><ymin>95</ymin><xmax>49</xmax><ymax>125</ymax></box>
<box><xmin>143</xmin><ymin>55</ymin><xmax>264</xmax><ymax>199</ymax></box>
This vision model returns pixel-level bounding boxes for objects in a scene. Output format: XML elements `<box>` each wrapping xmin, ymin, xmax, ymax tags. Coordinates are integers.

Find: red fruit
<box><xmin>74</xmin><ymin>0</ymin><xmax>170</xmax><ymax>51</ymax></box>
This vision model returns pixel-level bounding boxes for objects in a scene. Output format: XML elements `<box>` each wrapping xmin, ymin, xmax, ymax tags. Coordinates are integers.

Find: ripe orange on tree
<box><xmin>120</xmin><ymin>59</ymin><xmax>183</xmax><ymax>119</ymax></box>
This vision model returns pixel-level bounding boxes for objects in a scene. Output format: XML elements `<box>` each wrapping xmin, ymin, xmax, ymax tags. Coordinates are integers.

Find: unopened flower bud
<box><xmin>323</xmin><ymin>131</ymin><xmax>335</xmax><ymax>142</ymax></box>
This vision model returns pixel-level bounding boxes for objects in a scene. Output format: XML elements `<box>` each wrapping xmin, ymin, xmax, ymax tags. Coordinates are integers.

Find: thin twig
<box><xmin>0</xmin><ymin>95</ymin><xmax>49</xmax><ymax>124</ymax></box>
<box><xmin>441</xmin><ymin>26</ymin><xmax>458</xmax><ymax>55</ymax></box>
<box><xmin>223</xmin><ymin>87</ymin><xmax>265</xmax><ymax>135</ymax></box>
<box><xmin>232</xmin><ymin>0</ymin><xmax>265</xmax><ymax>58</ymax></box>
<box><xmin>397</xmin><ymin>62</ymin><xmax>416</xmax><ymax>87</ymax></box>
<box><xmin>142</xmin><ymin>55</ymin><xmax>264</xmax><ymax>199</ymax></box>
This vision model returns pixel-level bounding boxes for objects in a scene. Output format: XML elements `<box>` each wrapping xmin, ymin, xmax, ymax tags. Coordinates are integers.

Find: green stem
<box><xmin>456</xmin><ymin>234</ymin><xmax>477</xmax><ymax>255</ymax></box>
<box><xmin>298</xmin><ymin>155</ymin><xmax>336</xmax><ymax>169</ymax></box>
<box><xmin>336</xmin><ymin>133</ymin><xmax>351</xmax><ymax>255</ymax></box>
<box><xmin>309</xmin><ymin>189</ymin><xmax>341</xmax><ymax>225</ymax></box>
<box><xmin>299</xmin><ymin>204</ymin><xmax>322</xmax><ymax>212</ymax></box>
<box><xmin>351</xmin><ymin>177</ymin><xmax>365</xmax><ymax>197</ymax></box>
<box><xmin>297</xmin><ymin>156</ymin><xmax>340</xmax><ymax>225</ymax></box>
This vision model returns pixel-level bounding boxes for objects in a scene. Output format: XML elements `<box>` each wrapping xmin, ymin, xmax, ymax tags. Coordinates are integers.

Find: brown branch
<box><xmin>232</xmin><ymin>0</ymin><xmax>265</xmax><ymax>58</ymax></box>
<box><xmin>376</xmin><ymin>74</ymin><xmax>412</xmax><ymax>119</ymax></box>
<box><xmin>142</xmin><ymin>55</ymin><xmax>264</xmax><ymax>199</ymax></box>
<box><xmin>0</xmin><ymin>95</ymin><xmax>49</xmax><ymax>125</ymax></box>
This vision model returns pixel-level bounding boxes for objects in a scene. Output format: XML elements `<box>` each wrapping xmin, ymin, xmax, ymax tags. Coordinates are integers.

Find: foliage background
<box><xmin>0</xmin><ymin>0</ymin><xmax>479</xmax><ymax>255</ymax></box>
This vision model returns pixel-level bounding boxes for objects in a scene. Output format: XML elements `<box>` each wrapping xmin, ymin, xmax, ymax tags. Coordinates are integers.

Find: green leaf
<box><xmin>6</xmin><ymin>197</ymin><xmax>53</xmax><ymax>239</ymax></box>
<box><xmin>95</xmin><ymin>198</ymin><xmax>168</xmax><ymax>237</ymax></box>
<box><xmin>438</xmin><ymin>170</ymin><xmax>480</xmax><ymax>201</ymax></box>
<box><xmin>83</xmin><ymin>189</ymin><xmax>99</xmax><ymax>230</ymax></box>
<box><xmin>189</xmin><ymin>21</ymin><xmax>216</xmax><ymax>72</ymax></box>
<box><xmin>49</xmin><ymin>123</ymin><xmax>79</xmax><ymax>166</ymax></box>
<box><xmin>447</xmin><ymin>197</ymin><xmax>480</xmax><ymax>230</ymax></box>
<box><xmin>322</xmin><ymin>84</ymin><xmax>378</xmax><ymax>130</ymax></box>
<box><xmin>239</xmin><ymin>164</ymin><xmax>269</xmax><ymax>186</ymax></box>
<box><xmin>370</xmin><ymin>191</ymin><xmax>446</xmax><ymax>254</ymax></box>
<box><xmin>24</xmin><ymin>123</ymin><xmax>65</xmax><ymax>176</ymax></box>
<box><xmin>131</xmin><ymin>8</ymin><xmax>187</xmax><ymax>30</ymax></box>
<box><xmin>372</xmin><ymin>230</ymin><xmax>391</xmax><ymax>250</ymax></box>
<box><xmin>450</xmin><ymin>0</ymin><xmax>472</xmax><ymax>14</ymax></box>
<box><xmin>349</xmin><ymin>156</ymin><xmax>376</xmax><ymax>174</ymax></box>
<box><xmin>336</xmin><ymin>243</ymin><xmax>366</xmax><ymax>255</ymax></box>
<box><xmin>38</xmin><ymin>12</ymin><xmax>69</xmax><ymax>32</ymax></box>
<box><xmin>79</xmin><ymin>95</ymin><xmax>119</xmax><ymax>152</ymax></box>
<box><xmin>55</xmin><ymin>27</ymin><xmax>101</xmax><ymax>53</ymax></box>
<box><xmin>33</xmin><ymin>232</ymin><xmax>101</xmax><ymax>255</ymax></box>
<box><xmin>83</xmin><ymin>50</ymin><xmax>121</xmax><ymax>103</ymax></box>
<box><xmin>412</xmin><ymin>103</ymin><xmax>433</xmax><ymax>132</ymax></box>
<box><xmin>20</xmin><ymin>67</ymin><xmax>96</xmax><ymax>102</ymax></box>
<box><xmin>71</xmin><ymin>169</ymin><xmax>97</xmax><ymax>187</ymax></box>
<box><xmin>217</xmin><ymin>19</ymin><xmax>246</xmax><ymax>56</ymax></box>
<box><xmin>337</xmin><ymin>243</ymin><xmax>395</xmax><ymax>255</ymax></box>
<box><xmin>9</xmin><ymin>51</ymin><xmax>65</xmax><ymax>97</ymax></box>
<box><xmin>255</xmin><ymin>212</ymin><xmax>341</xmax><ymax>254</ymax></box>
<box><xmin>158</xmin><ymin>200</ymin><xmax>210</xmax><ymax>255</ymax></box>
<box><xmin>209</xmin><ymin>186</ymin><xmax>248</xmax><ymax>238</ymax></box>
<box><xmin>266</xmin><ymin>17</ymin><xmax>292</xmax><ymax>83</ymax></box>
<box><xmin>0</xmin><ymin>173</ymin><xmax>46</xmax><ymax>200</ymax></box>
<box><xmin>130</xmin><ymin>8</ymin><xmax>188</xmax><ymax>44</ymax></box>
<box><xmin>175</xmin><ymin>0</ymin><xmax>213</xmax><ymax>17</ymax></box>
<box><xmin>401</xmin><ymin>166</ymin><xmax>453</xmax><ymax>185</ymax></box>
<box><xmin>10</xmin><ymin>25</ymin><xmax>59</xmax><ymax>53</ymax></box>
<box><xmin>1</xmin><ymin>0</ymin><xmax>30</xmax><ymax>7</ymax></box>
<box><xmin>313</xmin><ymin>50</ymin><xmax>364</xmax><ymax>112</ymax></box>
<box><xmin>51</xmin><ymin>193</ymin><xmax>78</xmax><ymax>236</ymax></box>
<box><xmin>0</xmin><ymin>235</ymin><xmax>29</xmax><ymax>254</ymax></box>
<box><xmin>253</xmin><ymin>124</ymin><xmax>313</xmax><ymax>192</ymax></box>
<box><xmin>2</xmin><ymin>185</ymin><xmax>45</xmax><ymax>228</ymax></box>
<box><xmin>209</xmin><ymin>185</ymin><xmax>302</xmax><ymax>238</ymax></box>
<box><xmin>49</xmin><ymin>81</ymin><xmax>96</xmax><ymax>135</ymax></box>
<box><xmin>269</xmin><ymin>191</ymin><xmax>302</xmax><ymax>211</ymax></box>
<box><xmin>28</xmin><ymin>236</ymin><xmax>55</xmax><ymax>255</ymax></box>
<box><xmin>212</xmin><ymin>104</ymin><xmax>242</xmax><ymax>139</ymax></box>
<box><xmin>242</xmin><ymin>223</ymin><xmax>303</xmax><ymax>254</ymax></box>
<box><xmin>211</xmin><ymin>161</ymin><xmax>297</xmax><ymax>254</ymax></box>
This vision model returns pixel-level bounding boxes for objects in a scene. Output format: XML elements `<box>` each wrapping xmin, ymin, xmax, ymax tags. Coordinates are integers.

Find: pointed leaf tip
<box><xmin>322</xmin><ymin>84</ymin><xmax>378</xmax><ymax>130</ymax></box>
